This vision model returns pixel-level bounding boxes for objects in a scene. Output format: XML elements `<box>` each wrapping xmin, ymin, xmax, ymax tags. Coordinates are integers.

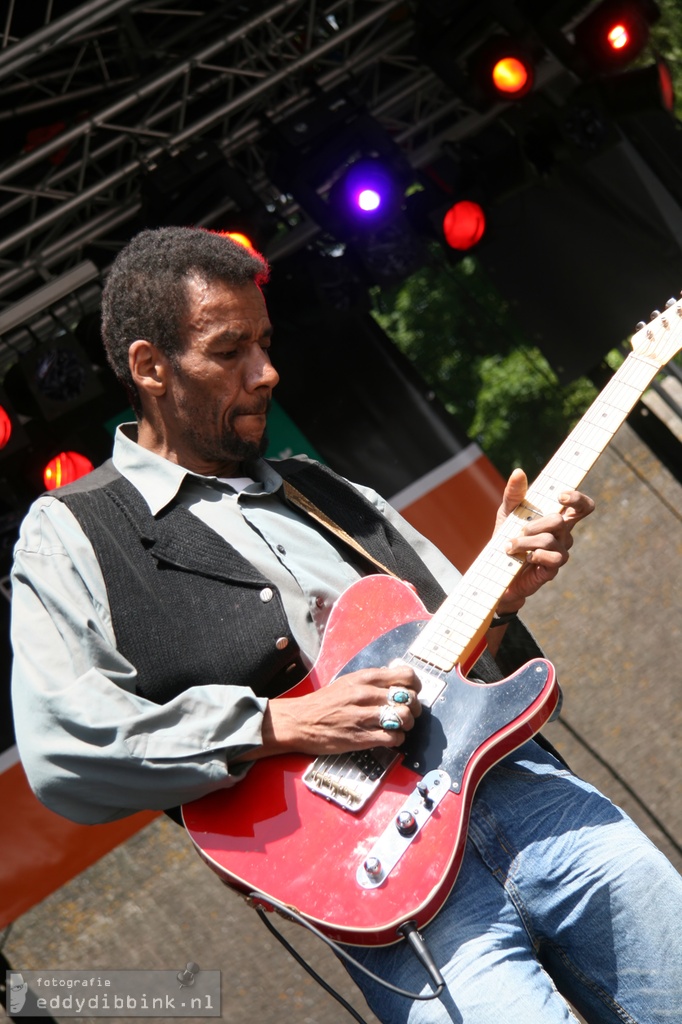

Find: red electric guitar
<box><xmin>183</xmin><ymin>302</ymin><xmax>682</xmax><ymax>946</ymax></box>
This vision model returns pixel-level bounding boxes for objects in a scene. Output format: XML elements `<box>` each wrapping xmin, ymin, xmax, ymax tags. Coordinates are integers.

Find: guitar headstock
<box><xmin>630</xmin><ymin>295</ymin><xmax>682</xmax><ymax>368</ymax></box>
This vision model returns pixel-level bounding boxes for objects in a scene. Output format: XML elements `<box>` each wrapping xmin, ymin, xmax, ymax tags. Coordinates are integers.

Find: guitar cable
<box><xmin>249</xmin><ymin>891</ymin><xmax>445</xmax><ymax>1023</ymax></box>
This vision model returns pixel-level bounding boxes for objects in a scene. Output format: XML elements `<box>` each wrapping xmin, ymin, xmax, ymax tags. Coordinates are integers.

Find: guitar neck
<box><xmin>409</xmin><ymin>349</ymin><xmax>665</xmax><ymax>673</ymax></box>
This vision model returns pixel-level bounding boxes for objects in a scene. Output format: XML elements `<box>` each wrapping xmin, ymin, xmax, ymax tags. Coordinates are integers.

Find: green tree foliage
<box><xmin>470</xmin><ymin>349</ymin><xmax>597</xmax><ymax>473</ymax></box>
<box><xmin>372</xmin><ymin>251</ymin><xmax>597</xmax><ymax>476</ymax></box>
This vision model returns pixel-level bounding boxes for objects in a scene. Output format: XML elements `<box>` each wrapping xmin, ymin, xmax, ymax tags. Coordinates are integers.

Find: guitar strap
<box><xmin>282</xmin><ymin>480</ymin><xmax>400</xmax><ymax>580</ymax></box>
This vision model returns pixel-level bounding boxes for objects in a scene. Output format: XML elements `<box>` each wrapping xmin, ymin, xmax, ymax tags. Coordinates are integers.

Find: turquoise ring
<box><xmin>379</xmin><ymin>707</ymin><xmax>402</xmax><ymax>731</ymax></box>
<box><xmin>389</xmin><ymin>687</ymin><xmax>411</xmax><ymax>706</ymax></box>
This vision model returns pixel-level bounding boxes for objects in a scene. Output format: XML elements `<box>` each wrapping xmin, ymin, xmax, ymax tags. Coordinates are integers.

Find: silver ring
<box><xmin>389</xmin><ymin>687</ymin><xmax>411</xmax><ymax>706</ymax></box>
<box><xmin>379</xmin><ymin>707</ymin><xmax>402</xmax><ymax>731</ymax></box>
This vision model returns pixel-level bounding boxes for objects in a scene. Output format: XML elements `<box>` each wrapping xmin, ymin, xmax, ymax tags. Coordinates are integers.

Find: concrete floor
<box><xmin>2</xmin><ymin>422</ymin><xmax>680</xmax><ymax>1024</ymax></box>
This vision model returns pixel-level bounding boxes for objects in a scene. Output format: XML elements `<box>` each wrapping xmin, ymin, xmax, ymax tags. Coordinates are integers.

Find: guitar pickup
<box><xmin>303</xmin><ymin>747</ymin><xmax>399</xmax><ymax>812</ymax></box>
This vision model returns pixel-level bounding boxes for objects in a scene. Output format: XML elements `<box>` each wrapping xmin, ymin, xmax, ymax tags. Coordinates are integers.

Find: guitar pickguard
<box><xmin>303</xmin><ymin>621</ymin><xmax>553</xmax><ymax>811</ymax></box>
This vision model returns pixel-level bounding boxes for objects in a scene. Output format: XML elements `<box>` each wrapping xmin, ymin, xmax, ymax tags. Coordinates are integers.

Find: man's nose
<box><xmin>247</xmin><ymin>349</ymin><xmax>279</xmax><ymax>391</ymax></box>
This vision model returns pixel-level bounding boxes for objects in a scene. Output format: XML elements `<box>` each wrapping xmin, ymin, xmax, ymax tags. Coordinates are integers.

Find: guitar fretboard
<box><xmin>409</xmin><ymin>349</ymin><xmax>666</xmax><ymax>673</ymax></box>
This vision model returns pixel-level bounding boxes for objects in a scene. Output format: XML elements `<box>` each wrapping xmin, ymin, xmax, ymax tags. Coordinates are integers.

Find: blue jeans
<box><xmin>344</xmin><ymin>741</ymin><xmax>682</xmax><ymax>1023</ymax></box>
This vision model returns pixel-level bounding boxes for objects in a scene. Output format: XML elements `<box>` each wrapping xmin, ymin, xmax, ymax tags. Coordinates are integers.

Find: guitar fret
<box><xmin>553</xmin><ymin>448</ymin><xmax>602</xmax><ymax>476</ymax></box>
<box><xmin>463</xmin><ymin>568</ymin><xmax>505</xmax><ymax>595</ymax></box>
<box><xmin>570</xmin><ymin>419</ymin><xmax>616</xmax><ymax>453</ymax></box>
<box><xmin>526</xmin><ymin>370</ymin><xmax>660</xmax><ymax>512</ymax></box>
<box><xmin>602</xmin><ymin>371</ymin><xmax>644</xmax><ymax>400</ymax></box>
<box><xmin>415</xmin><ymin>616</ymin><xmax>470</xmax><ymax>648</ymax></box>
<box><xmin>484</xmin><ymin>546</ymin><xmax>520</xmax><ymax>574</ymax></box>
<box><xmin>583</xmin><ymin>401</ymin><xmax>633</xmax><ymax>433</ymax></box>
<box><xmin>526</xmin><ymin>477</ymin><xmax>568</xmax><ymax>512</ymax></box>
<box><xmin>438</xmin><ymin>607</ymin><xmax>486</xmax><ymax>637</ymax></box>
<box><xmin>455</xmin><ymin>571</ymin><xmax>510</xmax><ymax>606</ymax></box>
<box><xmin>413</xmin><ymin>556</ymin><xmax>514</xmax><ymax>666</ymax></box>
<box><xmin>422</xmin><ymin>628</ymin><xmax>469</xmax><ymax>655</ymax></box>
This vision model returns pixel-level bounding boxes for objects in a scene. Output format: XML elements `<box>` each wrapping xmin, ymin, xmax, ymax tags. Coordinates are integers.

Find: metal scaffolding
<box><xmin>0</xmin><ymin>0</ymin><xmax>494</xmax><ymax>338</ymax></box>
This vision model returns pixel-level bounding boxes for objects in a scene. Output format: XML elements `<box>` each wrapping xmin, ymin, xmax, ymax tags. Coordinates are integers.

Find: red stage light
<box><xmin>43</xmin><ymin>451</ymin><xmax>94</xmax><ymax>490</ymax></box>
<box><xmin>607</xmin><ymin>23</ymin><xmax>630</xmax><ymax>50</ymax></box>
<box><xmin>573</xmin><ymin>1</ymin><xmax>657</xmax><ymax>72</ymax></box>
<box><xmin>0</xmin><ymin>406</ymin><xmax>12</xmax><ymax>449</ymax></box>
<box><xmin>492</xmin><ymin>56</ymin><xmax>532</xmax><ymax>97</ymax></box>
<box><xmin>442</xmin><ymin>201</ymin><xmax>486</xmax><ymax>250</ymax></box>
<box><xmin>224</xmin><ymin>231</ymin><xmax>256</xmax><ymax>251</ymax></box>
<box><xmin>470</xmin><ymin>39</ymin><xmax>535</xmax><ymax>102</ymax></box>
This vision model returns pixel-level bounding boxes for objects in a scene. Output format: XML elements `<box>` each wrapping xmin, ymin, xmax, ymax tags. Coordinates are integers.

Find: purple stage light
<box><xmin>356</xmin><ymin>187</ymin><xmax>382</xmax><ymax>212</ymax></box>
<box><xmin>335</xmin><ymin>159</ymin><xmax>397</xmax><ymax>224</ymax></box>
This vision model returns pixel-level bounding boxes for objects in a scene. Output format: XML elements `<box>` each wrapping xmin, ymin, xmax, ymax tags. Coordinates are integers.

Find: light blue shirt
<box><xmin>11</xmin><ymin>426</ymin><xmax>461</xmax><ymax>824</ymax></box>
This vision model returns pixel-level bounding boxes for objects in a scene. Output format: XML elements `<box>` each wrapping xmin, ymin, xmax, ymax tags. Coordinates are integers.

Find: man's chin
<box><xmin>229</xmin><ymin>431</ymin><xmax>268</xmax><ymax>464</ymax></box>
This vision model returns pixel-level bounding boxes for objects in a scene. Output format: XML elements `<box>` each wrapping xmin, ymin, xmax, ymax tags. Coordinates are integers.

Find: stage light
<box><xmin>223</xmin><ymin>231</ymin><xmax>256</xmax><ymax>251</ymax></box>
<box><xmin>0</xmin><ymin>407</ymin><xmax>12</xmax><ymax>450</ymax></box>
<box><xmin>0</xmin><ymin>388</ymin><xmax>29</xmax><ymax>462</ymax></box>
<box><xmin>608</xmin><ymin>23</ymin><xmax>630</xmax><ymax>50</ymax></box>
<box><xmin>442</xmin><ymin>201</ymin><xmax>487</xmax><ymax>250</ymax></box>
<box><xmin>43</xmin><ymin>451</ymin><xmax>94</xmax><ymax>491</ymax></box>
<box><xmin>357</xmin><ymin>188</ymin><xmax>382</xmax><ymax>213</ymax></box>
<box><xmin>470</xmin><ymin>38</ymin><xmax>535</xmax><ymax>103</ymax></box>
<box><xmin>572</xmin><ymin>0</ymin><xmax>660</xmax><ymax>73</ymax></box>
<box><xmin>331</xmin><ymin>159</ymin><xmax>400</xmax><ymax>227</ymax></box>
<box><xmin>492</xmin><ymin>56</ymin><xmax>532</xmax><ymax>97</ymax></box>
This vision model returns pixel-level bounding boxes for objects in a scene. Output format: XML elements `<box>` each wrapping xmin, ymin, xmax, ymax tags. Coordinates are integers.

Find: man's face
<box><xmin>163</xmin><ymin>276</ymin><xmax>279</xmax><ymax>475</ymax></box>
<box><xmin>9</xmin><ymin>973</ymin><xmax>28</xmax><ymax>1013</ymax></box>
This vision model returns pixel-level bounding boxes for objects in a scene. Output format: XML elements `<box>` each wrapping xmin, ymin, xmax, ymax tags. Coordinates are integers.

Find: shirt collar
<box><xmin>111</xmin><ymin>423</ymin><xmax>283</xmax><ymax>515</ymax></box>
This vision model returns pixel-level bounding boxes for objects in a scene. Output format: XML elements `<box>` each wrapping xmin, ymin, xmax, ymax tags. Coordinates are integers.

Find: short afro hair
<box><xmin>101</xmin><ymin>226</ymin><xmax>270</xmax><ymax>416</ymax></box>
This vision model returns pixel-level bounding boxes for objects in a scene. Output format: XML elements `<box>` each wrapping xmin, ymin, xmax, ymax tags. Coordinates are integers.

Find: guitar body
<box><xmin>183</xmin><ymin>575</ymin><xmax>559</xmax><ymax>946</ymax></box>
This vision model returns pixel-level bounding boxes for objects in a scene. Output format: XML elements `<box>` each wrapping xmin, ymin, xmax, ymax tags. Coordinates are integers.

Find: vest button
<box><xmin>275</xmin><ymin>637</ymin><xmax>289</xmax><ymax>650</ymax></box>
<box><xmin>260</xmin><ymin>587</ymin><xmax>274</xmax><ymax>603</ymax></box>
<box><xmin>277</xmin><ymin>544</ymin><xmax>286</xmax><ymax>555</ymax></box>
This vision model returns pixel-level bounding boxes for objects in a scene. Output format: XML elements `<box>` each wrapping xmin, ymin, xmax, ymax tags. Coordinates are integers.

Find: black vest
<box><xmin>57</xmin><ymin>458</ymin><xmax>523</xmax><ymax>705</ymax></box>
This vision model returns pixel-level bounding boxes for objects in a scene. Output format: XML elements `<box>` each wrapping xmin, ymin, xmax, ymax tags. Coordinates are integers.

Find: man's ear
<box><xmin>129</xmin><ymin>340</ymin><xmax>168</xmax><ymax>401</ymax></box>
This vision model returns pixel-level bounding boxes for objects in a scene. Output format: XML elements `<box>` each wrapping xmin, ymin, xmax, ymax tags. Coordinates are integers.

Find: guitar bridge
<box><xmin>303</xmin><ymin>747</ymin><xmax>398</xmax><ymax>812</ymax></box>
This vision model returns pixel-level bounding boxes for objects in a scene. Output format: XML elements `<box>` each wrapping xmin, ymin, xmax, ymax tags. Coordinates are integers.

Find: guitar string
<box><xmin>409</xmin><ymin>354</ymin><xmax>666</xmax><ymax>664</ymax></box>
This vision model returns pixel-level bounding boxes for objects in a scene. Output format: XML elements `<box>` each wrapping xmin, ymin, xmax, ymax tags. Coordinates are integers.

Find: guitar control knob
<box><xmin>417</xmin><ymin>781</ymin><xmax>433</xmax><ymax>809</ymax></box>
<box><xmin>396</xmin><ymin>810</ymin><xmax>418</xmax><ymax>836</ymax></box>
<box><xmin>364</xmin><ymin>856</ymin><xmax>383</xmax><ymax>880</ymax></box>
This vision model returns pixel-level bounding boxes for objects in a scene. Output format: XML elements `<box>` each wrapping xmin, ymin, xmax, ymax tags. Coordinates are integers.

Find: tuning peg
<box><xmin>666</xmin><ymin>297</ymin><xmax>677</xmax><ymax>308</ymax></box>
<box><xmin>635</xmin><ymin>321</ymin><xmax>646</xmax><ymax>331</ymax></box>
<box><xmin>650</xmin><ymin>310</ymin><xmax>661</xmax><ymax>320</ymax></box>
